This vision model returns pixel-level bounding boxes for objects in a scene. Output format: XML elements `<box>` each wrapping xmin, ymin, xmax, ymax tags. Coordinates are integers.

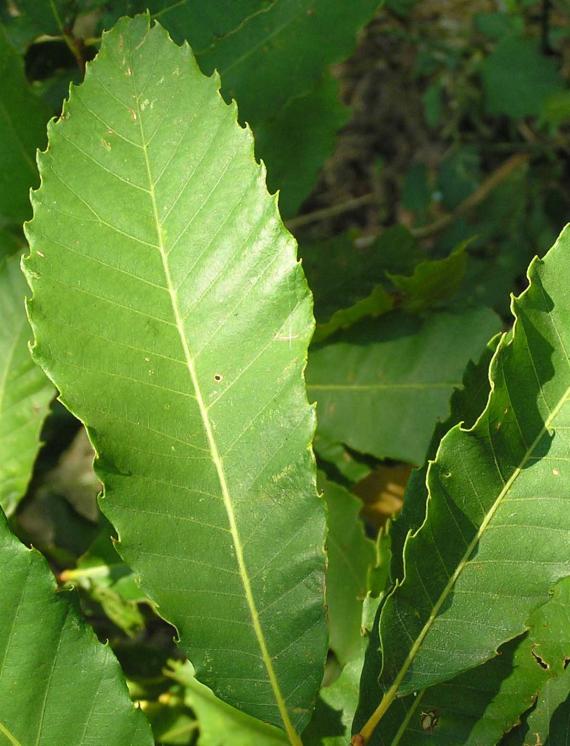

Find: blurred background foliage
<box><xmin>0</xmin><ymin>0</ymin><xmax>569</xmax><ymax>743</ymax></box>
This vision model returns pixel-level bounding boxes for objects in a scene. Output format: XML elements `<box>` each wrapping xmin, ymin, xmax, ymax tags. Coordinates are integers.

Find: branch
<box><xmin>354</xmin><ymin>153</ymin><xmax>529</xmax><ymax>248</ymax></box>
<box><xmin>286</xmin><ymin>193</ymin><xmax>378</xmax><ymax>231</ymax></box>
<box><xmin>411</xmin><ymin>152</ymin><xmax>529</xmax><ymax>239</ymax></box>
<box><xmin>286</xmin><ymin>153</ymin><xmax>528</xmax><ymax>242</ymax></box>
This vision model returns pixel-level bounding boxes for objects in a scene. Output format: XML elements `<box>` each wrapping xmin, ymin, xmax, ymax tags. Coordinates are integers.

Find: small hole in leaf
<box><xmin>532</xmin><ymin>650</ymin><xmax>548</xmax><ymax>670</ymax></box>
<box><xmin>214</xmin><ymin>373</ymin><xmax>223</xmax><ymax>383</ymax></box>
<box><xmin>564</xmin><ymin>657</ymin><xmax>569</xmax><ymax>670</ymax></box>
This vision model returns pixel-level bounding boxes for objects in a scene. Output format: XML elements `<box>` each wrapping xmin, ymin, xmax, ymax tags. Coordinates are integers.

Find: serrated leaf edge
<box><xmin>22</xmin><ymin>15</ymin><xmax>323</xmax><ymax>744</ymax></box>
<box><xmin>358</xmin><ymin>225</ymin><xmax>570</xmax><ymax>741</ymax></box>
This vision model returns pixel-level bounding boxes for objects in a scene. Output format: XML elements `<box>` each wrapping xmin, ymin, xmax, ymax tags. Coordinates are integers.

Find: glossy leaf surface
<box><xmin>355</xmin><ymin>227</ymin><xmax>570</xmax><ymax>742</ymax></box>
<box><xmin>25</xmin><ymin>15</ymin><xmax>326</xmax><ymax>740</ymax></box>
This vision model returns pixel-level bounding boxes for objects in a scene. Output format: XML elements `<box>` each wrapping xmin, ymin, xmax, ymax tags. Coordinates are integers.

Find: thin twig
<box><xmin>412</xmin><ymin>152</ymin><xmax>529</xmax><ymax>239</ymax></box>
<box><xmin>286</xmin><ymin>193</ymin><xmax>378</xmax><ymax>231</ymax></box>
<box><xmin>49</xmin><ymin>0</ymin><xmax>85</xmax><ymax>73</ymax></box>
<box><xmin>355</xmin><ymin>152</ymin><xmax>529</xmax><ymax>248</ymax></box>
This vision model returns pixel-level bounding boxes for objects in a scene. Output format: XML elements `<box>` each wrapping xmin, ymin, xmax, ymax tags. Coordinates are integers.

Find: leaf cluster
<box><xmin>0</xmin><ymin>3</ymin><xmax>569</xmax><ymax>746</ymax></box>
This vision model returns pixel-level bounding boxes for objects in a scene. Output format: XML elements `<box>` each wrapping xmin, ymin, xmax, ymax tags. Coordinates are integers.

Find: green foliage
<box><xmin>168</xmin><ymin>661</ymin><xmax>289</xmax><ymax>746</ymax></box>
<box><xmin>255</xmin><ymin>75</ymin><xmax>348</xmax><ymax>219</ymax></box>
<box><xmin>25</xmin><ymin>15</ymin><xmax>326</xmax><ymax>738</ymax></box>
<box><xmin>302</xmin><ymin>227</ymin><xmax>419</xmax><ymax>342</ymax></box>
<box><xmin>482</xmin><ymin>37</ymin><xmax>563</xmax><ymax>118</ymax></box>
<box><xmin>0</xmin><ymin>2</ymin><xmax>568</xmax><ymax>745</ymax></box>
<box><xmin>355</xmin><ymin>226</ymin><xmax>570</xmax><ymax>742</ymax></box>
<box><xmin>387</xmin><ymin>244</ymin><xmax>468</xmax><ymax>313</ymax></box>
<box><xmin>307</xmin><ymin>308</ymin><xmax>499</xmax><ymax>464</ymax></box>
<box><xmin>390</xmin><ymin>336</ymin><xmax>499</xmax><ymax>582</ymax></box>
<box><xmin>373</xmin><ymin>576</ymin><xmax>570</xmax><ymax>745</ymax></box>
<box><xmin>136</xmin><ymin>0</ymin><xmax>382</xmax><ymax>217</ymax></box>
<box><xmin>0</xmin><ymin>25</ymin><xmax>49</xmax><ymax>223</ymax></box>
<box><xmin>0</xmin><ymin>254</ymin><xmax>53</xmax><ymax>514</ymax></box>
<box><xmin>190</xmin><ymin>0</ymin><xmax>383</xmax><ymax>125</ymax></box>
<box><xmin>0</xmin><ymin>508</ymin><xmax>152</xmax><ymax>744</ymax></box>
<box><xmin>322</xmin><ymin>475</ymin><xmax>376</xmax><ymax>665</ymax></box>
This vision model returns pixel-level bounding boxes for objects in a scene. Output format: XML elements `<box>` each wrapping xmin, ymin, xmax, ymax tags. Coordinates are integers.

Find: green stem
<box><xmin>49</xmin><ymin>0</ymin><xmax>84</xmax><ymax>72</ymax></box>
<box><xmin>59</xmin><ymin>564</ymin><xmax>125</xmax><ymax>582</ymax></box>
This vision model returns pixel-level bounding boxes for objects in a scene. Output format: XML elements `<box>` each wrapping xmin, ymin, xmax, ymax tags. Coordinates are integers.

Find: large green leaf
<box><xmin>0</xmin><ymin>254</ymin><xmax>53</xmax><ymax>514</ymax></box>
<box><xmin>0</xmin><ymin>24</ymin><xmax>49</xmax><ymax>223</ymax></box>
<box><xmin>307</xmin><ymin>308</ymin><xmax>500</xmax><ymax>465</ymax></box>
<box><xmin>358</xmin><ymin>636</ymin><xmax>537</xmax><ymax>746</ymax></box>
<box><xmin>100</xmin><ymin>1</ymin><xmax>275</xmax><ymax>50</ymax></box>
<box><xmin>369</xmin><ymin>577</ymin><xmax>570</xmax><ymax>745</ymax></box>
<box><xmin>164</xmin><ymin>0</ymin><xmax>380</xmax><ymax>215</ymax></box>
<box><xmin>103</xmin><ymin>0</ymin><xmax>382</xmax><ymax>120</ymax></box>
<box><xmin>354</xmin><ymin>226</ymin><xmax>570</xmax><ymax>743</ymax></box>
<box><xmin>24</xmin><ymin>15</ymin><xmax>326</xmax><ymax>740</ymax></box>
<box><xmin>0</xmin><ymin>508</ymin><xmax>152</xmax><ymax>745</ymax></box>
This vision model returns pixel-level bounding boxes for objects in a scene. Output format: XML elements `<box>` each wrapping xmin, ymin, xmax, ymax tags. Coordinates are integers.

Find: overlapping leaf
<box><xmin>370</xmin><ymin>577</ymin><xmax>570</xmax><ymax>745</ymax></box>
<box><xmin>192</xmin><ymin>0</ymin><xmax>383</xmax><ymax>125</ymax></box>
<box><xmin>0</xmin><ymin>508</ymin><xmax>152</xmax><ymax>745</ymax></box>
<box><xmin>387</xmin><ymin>244</ymin><xmax>467</xmax><ymax>313</ymax></box>
<box><xmin>301</xmin><ymin>227</ymin><xmax>419</xmax><ymax>342</ymax></box>
<box><xmin>255</xmin><ymin>74</ymin><xmax>348</xmax><ymax>219</ymax></box>
<box><xmin>0</xmin><ymin>254</ymin><xmax>53</xmax><ymax>514</ymax></box>
<box><xmin>307</xmin><ymin>308</ymin><xmax>500</xmax><ymax>465</ymax></box>
<box><xmin>498</xmin><ymin>577</ymin><xmax>570</xmax><ymax>746</ymax></box>
<box><xmin>354</xmin><ymin>227</ymin><xmax>570</xmax><ymax>743</ymax></box>
<box><xmin>322</xmin><ymin>475</ymin><xmax>376</xmax><ymax>665</ymax></box>
<box><xmin>169</xmin><ymin>661</ymin><xmax>288</xmax><ymax>746</ymax></box>
<box><xmin>304</xmin><ymin>234</ymin><xmax>468</xmax><ymax>343</ymax></box>
<box><xmin>104</xmin><ymin>1</ymin><xmax>381</xmax><ymax>216</ymax></box>
<box><xmin>25</xmin><ymin>15</ymin><xmax>326</xmax><ymax>739</ymax></box>
<box><xmin>390</xmin><ymin>337</ymin><xmax>498</xmax><ymax>581</ymax></box>
<box><xmin>304</xmin><ymin>651</ymin><xmax>368</xmax><ymax>746</ymax></box>
<box><xmin>0</xmin><ymin>24</ymin><xmax>49</xmax><ymax>223</ymax></box>
<box><xmin>187</xmin><ymin>0</ymin><xmax>380</xmax><ymax>217</ymax></box>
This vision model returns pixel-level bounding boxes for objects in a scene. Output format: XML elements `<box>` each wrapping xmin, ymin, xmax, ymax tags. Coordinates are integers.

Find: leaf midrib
<box><xmin>130</xmin><ymin>48</ymin><xmax>300</xmax><ymax>745</ymax></box>
<box><xmin>361</xmin><ymin>383</ymin><xmax>570</xmax><ymax>740</ymax></box>
<box><xmin>0</xmin><ymin>720</ymin><xmax>22</xmax><ymax>746</ymax></box>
